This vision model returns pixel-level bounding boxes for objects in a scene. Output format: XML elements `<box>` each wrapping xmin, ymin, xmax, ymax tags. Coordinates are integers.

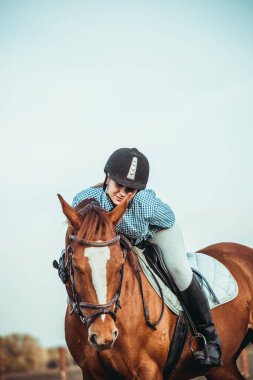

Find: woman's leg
<box><xmin>148</xmin><ymin>222</ymin><xmax>193</xmax><ymax>291</ymax></box>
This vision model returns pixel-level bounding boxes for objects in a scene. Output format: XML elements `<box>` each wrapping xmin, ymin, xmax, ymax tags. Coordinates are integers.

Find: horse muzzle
<box><xmin>88</xmin><ymin>324</ymin><xmax>119</xmax><ymax>351</ymax></box>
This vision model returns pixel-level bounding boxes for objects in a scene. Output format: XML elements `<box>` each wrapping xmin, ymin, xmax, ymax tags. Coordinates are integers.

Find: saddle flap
<box><xmin>144</xmin><ymin>242</ymin><xmax>174</xmax><ymax>290</ymax></box>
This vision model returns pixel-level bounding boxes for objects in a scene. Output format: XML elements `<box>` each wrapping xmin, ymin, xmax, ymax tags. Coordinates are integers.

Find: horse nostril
<box><xmin>90</xmin><ymin>333</ymin><xmax>98</xmax><ymax>345</ymax></box>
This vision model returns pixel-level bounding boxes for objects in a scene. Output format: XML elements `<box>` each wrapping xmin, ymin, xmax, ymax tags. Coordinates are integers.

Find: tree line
<box><xmin>0</xmin><ymin>334</ymin><xmax>75</xmax><ymax>373</ymax></box>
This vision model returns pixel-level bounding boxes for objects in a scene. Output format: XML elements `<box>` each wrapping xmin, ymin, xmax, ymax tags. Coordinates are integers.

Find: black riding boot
<box><xmin>180</xmin><ymin>274</ymin><xmax>221</xmax><ymax>368</ymax></box>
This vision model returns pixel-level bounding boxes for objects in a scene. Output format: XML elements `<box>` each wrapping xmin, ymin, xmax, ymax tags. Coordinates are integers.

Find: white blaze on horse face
<box><xmin>85</xmin><ymin>246</ymin><xmax>110</xmax><ymax>321</ymax></box>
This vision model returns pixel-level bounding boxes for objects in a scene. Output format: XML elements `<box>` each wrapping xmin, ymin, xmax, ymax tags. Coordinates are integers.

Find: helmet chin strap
<box><xmin>103</xmin><ymin>173</ymin><xmax>108</xmax><ymax>191</ymax></box>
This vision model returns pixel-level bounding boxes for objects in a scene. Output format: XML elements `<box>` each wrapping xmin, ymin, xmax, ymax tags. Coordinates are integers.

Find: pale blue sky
<box><xmin>0</xmin><ymin>0</ymin><xmax>253</xmax><ymax>347</ymax></box>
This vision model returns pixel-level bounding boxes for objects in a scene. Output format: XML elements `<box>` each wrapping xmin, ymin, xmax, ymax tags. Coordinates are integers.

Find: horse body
<box><xmin>58</xmin><ymin>194</ymin><xmax>253</xmax><ymax>380</ymax></box>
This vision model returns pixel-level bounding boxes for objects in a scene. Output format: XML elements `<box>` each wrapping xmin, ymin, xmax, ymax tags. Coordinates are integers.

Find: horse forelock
<box><xmin>75</xmin><ymin>198</ymin><xmax>114</xmax><ymax>241</ymax></box>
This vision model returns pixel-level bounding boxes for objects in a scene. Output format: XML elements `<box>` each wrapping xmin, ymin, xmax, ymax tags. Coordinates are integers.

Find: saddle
<box><xmin>141</xmin><ymin>242</ymin><xmax>238</xmax><ymax>313</ymax></box>
<box><xmin>143</xmin><ymin>242</ymin><xmax>220</xmax><ymax>306</ymax></box>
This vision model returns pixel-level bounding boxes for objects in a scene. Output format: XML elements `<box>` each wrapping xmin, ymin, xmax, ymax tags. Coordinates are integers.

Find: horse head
<box><xmin>58</xmin><ymin>192</ymin><xmax>133</xmax><ymax>351</ymax></box>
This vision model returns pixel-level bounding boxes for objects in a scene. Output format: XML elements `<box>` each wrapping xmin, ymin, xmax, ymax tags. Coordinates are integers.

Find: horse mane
<box><xmin>74</xmin><ymin>198</ymin><xmax>114</xmax><ymax>241</ymax></box>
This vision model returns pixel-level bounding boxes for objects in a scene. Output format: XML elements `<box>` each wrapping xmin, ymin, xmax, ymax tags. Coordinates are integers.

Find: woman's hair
<box><xmin>91</xmin><ymin>182</ymin><xmax>103</xmax><ymax>188</ymax></box>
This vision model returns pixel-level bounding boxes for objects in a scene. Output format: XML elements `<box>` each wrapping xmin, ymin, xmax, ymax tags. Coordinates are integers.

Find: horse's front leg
<box><xmin>134</xmin><ymin>357</ymin><xmax>163</xmax><ymax>380</ymax></box>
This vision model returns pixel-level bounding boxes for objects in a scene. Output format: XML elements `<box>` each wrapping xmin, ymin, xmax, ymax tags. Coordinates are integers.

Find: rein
<box><xmin>67</xmin><ymin>234</ymin><xmax>124</xmax><ymax>327</ymax></box>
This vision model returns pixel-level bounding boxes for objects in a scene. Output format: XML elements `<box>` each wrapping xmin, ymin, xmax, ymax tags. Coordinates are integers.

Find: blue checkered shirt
<box><xmin>72</xmin><ymin>187</ymin><xmax>175</xmax><ymax>246</ymax></box>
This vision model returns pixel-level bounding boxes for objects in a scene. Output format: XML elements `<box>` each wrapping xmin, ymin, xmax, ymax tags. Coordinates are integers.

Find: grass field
<box><xmin>5</xmin><ymin>346</ymin><xmax>253</xmax><ymax>380</ymax></box>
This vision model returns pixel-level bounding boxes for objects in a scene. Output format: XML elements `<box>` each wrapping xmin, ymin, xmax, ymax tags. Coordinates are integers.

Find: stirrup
<box><xmin>190</xmin><ymin>333</ymin><xmax>211</xmax><ymax>367</ymax></box>
<box><xmin>190</xmin><ymin>333</ymin><xmax>221</xmax><ymax>368</ymax></box>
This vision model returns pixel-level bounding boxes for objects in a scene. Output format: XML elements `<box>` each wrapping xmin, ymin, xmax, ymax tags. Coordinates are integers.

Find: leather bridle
<box><xmin>66</xmin><ymin>232</ymin><xmax>165</xmax><ymax>330</ymax></box>
<box><xmin>66</xmin><ymin>233</ymin><xmax>124</xmax><ymax>327</ymax></box>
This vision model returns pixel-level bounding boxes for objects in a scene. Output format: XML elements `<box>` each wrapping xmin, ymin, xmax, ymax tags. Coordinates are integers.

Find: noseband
<box><xmin>66</xmin><ymin>233</ymin><xmax>124</xmax><ymax>327</ymax></box>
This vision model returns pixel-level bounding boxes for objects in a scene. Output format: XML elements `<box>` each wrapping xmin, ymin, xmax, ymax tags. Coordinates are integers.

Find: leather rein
<box><xmin>66</xmin><ymin>233</ymin><xmax>164</xmax><ymax>329</ymax></box>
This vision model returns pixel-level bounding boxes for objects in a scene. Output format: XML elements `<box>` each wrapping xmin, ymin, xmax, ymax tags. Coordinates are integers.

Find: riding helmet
<box><xmin>104</xmin><ymin>148</ymin><xmax>149</xmax><ymax>190</ymax></box>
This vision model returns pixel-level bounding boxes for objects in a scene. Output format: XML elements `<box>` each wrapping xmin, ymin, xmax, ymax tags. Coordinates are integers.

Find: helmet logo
<box><xmin>127</xmin><ymin>157</ymin><xmax>138</xmax><ymax>180</ymax></box>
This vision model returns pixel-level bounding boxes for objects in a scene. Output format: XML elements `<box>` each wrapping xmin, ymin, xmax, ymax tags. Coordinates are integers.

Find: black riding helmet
<box><xmin>103</xmin><ymin>148</ymin><xmax>149</xmax><ymax>190</ymax></box>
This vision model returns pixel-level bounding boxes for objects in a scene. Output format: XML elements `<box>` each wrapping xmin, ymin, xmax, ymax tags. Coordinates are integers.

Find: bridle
<box><xmin>66</xmin><ymin>232</ymin><xmax>165</xmax><ymax>330</ymax></box>
<box><xmin>66</xmin><ymin>233</ymin><xmax>125</xmax><ymax>327</ymax></box>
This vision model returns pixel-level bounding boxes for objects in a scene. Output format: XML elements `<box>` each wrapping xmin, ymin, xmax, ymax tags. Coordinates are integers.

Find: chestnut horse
<box><xmin>58</xmin><ymin>193</ymin><xmax>253</xmax><ymax>380</ymax></box>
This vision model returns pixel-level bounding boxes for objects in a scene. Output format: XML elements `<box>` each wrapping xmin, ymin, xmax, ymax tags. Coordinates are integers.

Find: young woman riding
<box><xmin>57</xmin><ymin>147</ymin><xmax>221</xmax><ymax>368</ymax></box>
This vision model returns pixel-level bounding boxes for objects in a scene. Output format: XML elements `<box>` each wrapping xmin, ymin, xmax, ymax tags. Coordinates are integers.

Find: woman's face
<box><xmin>106</xmin><ymin>177</ymin><xmax>137</xmax><ymax>205</ymax></box>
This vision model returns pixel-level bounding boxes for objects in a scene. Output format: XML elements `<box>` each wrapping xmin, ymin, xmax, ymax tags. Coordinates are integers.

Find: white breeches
<box><xmin>148</xmin><ymin>222</ymin><xmax>193</xmax><ymax>291</ymax></box>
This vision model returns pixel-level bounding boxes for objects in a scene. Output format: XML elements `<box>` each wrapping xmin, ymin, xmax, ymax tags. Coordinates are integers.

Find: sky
<box><xmin>0</xmin><ymin>0</ymin><xmax>253</xmax><ymax>348</ymax></box>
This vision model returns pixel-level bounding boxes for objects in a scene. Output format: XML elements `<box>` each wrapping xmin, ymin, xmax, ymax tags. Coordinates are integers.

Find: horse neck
<box><xmin>118</xmin><ymin>252</ymin><xmax>177</xmax><ymax>343</ymax></box>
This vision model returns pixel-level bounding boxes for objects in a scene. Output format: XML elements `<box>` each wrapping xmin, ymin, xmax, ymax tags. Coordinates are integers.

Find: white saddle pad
<box><xmin>135</xmin><ymin>249</ymin><xmax>238</xmax><ymax>315</ymax></box>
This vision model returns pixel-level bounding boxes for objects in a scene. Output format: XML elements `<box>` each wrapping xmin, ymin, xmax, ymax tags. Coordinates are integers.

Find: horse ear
<box><xmin>109</xmin><ymin>192</ymin><xmax>133</xmax><ymax>226</ymax></box>
<box><xmin>57</xmin><ymin>194</ymin><xmax>81</xmax><ymax>228</ymax></box>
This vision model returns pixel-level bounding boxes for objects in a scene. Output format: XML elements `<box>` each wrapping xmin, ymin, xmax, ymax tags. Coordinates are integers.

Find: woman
<box><xmin>57</xmin><ymin>147</ymin><xmax>221</xmax><ymax>368</ymax></box>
